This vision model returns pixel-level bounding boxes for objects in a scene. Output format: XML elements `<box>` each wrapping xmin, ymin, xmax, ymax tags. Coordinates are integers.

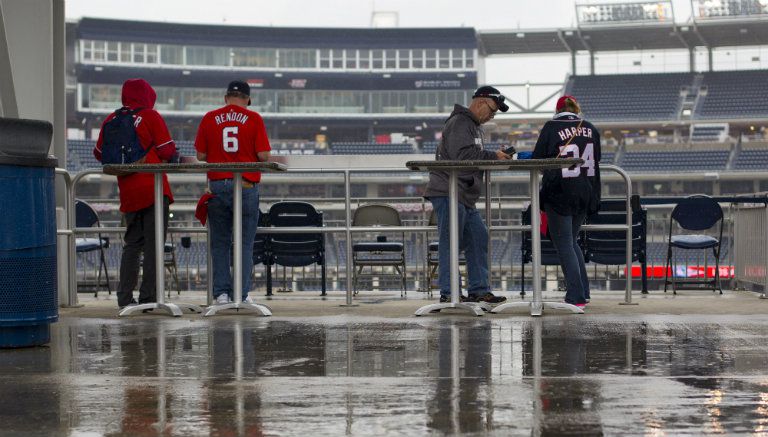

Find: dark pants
<box><xmin>117</xmin><ymin>197</ymin><xmax>170</xmax><ymax>307</ymax></box>
<box><xmin>544</xmin><ymin>205</ymin><xmax>590</xmax><ymax>304</ymax></box>
<box><xmin>430</xmin><ymin>196</ymin><xmax>491</xmax><ymax>298</ymax></box>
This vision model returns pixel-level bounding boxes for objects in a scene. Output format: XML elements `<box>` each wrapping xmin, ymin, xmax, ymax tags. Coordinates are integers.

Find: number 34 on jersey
<box><xmin>559</xmin><ymin>143</ymin><xmax>596</xmax><ymax>178</ymax></box>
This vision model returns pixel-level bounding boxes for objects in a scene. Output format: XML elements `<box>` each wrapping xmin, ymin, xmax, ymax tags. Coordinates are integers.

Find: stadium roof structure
<box><xmin>478</xmin><ymin>16</ymin><xmax>768</xmax><ymax>55</ymax></box>
<box><xmin>77</xmin><ymin>17</ymin><xmax>477</xmax><ymax>49</ymax></box>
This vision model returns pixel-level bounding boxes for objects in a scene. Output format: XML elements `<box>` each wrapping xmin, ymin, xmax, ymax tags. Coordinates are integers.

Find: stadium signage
<box><xmin>576</xmin><ymin>1</ymin><xmax>674</xmax><ymax>26</ymax></box>
<box><xmin>289</xmin><ymin>79</ymin><xmax>308</xmax><ymax>89</ymax></box>
<box><xmin>247</xmin><ymin>79</ymin><xmax>264</xmax><ymax>88</ymax></box>
<box><xmin>414</xmin><ymin>80</ymin><xmax>462</xmax><ymax>89</ymax></box>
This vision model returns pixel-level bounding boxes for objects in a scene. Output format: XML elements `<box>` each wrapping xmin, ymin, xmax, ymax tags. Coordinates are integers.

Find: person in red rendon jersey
<box><xmin>195</xmin><ymin>80</ymin><xmax>271</xmax><ymax>304</ymax></box>
<box><xmin>93</xmin><ymin>78</ymin><xmax>179</xmax><ymax>310</ymax></box>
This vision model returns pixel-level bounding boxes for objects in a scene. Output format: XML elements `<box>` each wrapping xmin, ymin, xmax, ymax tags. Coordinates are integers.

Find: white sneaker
<box><xmin>243</xmin><ymin>295</ymin><xmax>254</xmax><ymax>304</ymax></box>
<box><xmin>215</xmin><ymin>294</ymin><xmax>231</xmax><ymax>304</ymax></box>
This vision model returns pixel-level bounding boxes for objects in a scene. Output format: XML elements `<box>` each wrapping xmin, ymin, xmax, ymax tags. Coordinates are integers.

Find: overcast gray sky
<box><xmin>66</xmin><ymin>0</ymin><xmax>696</xmax><ymax>30</ymax></box>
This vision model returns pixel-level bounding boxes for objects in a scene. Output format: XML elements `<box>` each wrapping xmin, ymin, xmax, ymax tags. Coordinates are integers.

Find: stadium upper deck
<box><xmin>68</xmin><ymin>18</ymin><xmax>478</xmax><ymax>142</ymax></box>
<box><xmin>66</xmin><ymin>2</ymin><xmax>768</xmax><ymax>144</ymax></box>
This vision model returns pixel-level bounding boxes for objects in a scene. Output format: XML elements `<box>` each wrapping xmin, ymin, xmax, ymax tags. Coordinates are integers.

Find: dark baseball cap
<box><xmin>472</xmin><ymin>86</ymin><xmax>509</xmax><ymax>112</ymax></box>
<box><xmin>227</xmin><ymin>80</ymin><xmax>251</xmax><ymax>105</ymax></box>
<box><xmin>227</xmin><ymin>80</ymin><xmax>251</xmax><ymax>96</ymax></box>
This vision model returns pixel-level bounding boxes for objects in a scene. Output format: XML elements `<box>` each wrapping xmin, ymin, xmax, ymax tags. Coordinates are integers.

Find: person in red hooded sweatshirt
<box><xmin>93</xmin><ymin>79</ymin><xmax>180</xmax><ymax>310</ymax></box>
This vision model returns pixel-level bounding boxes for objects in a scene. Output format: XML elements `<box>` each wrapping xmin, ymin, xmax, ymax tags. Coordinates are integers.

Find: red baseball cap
<box><xmin>556</xmin><ymin>95</ymin><xmax>578</xmax><ymax>112</ymax></box>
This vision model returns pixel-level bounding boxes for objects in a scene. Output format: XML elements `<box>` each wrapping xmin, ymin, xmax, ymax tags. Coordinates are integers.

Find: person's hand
<box><xmin>495</xmin><ymin>149</ymin><xmax>511</xmax><ymax>160</ymax></box>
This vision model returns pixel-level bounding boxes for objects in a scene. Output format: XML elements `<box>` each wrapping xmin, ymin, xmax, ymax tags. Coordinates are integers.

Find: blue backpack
<box><xmin>100</xmin><ymin>107</ymin><xmax>149</xmax><ymax>165</ymax></box>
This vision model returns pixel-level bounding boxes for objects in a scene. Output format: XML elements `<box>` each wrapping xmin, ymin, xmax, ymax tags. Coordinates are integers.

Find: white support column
<box><xmin>0</xmin><ymin>1</ymin><xmax>18</xmax><ymax>118</ymax></box>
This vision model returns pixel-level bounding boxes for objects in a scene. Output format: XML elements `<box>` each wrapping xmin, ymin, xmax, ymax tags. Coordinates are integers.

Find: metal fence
<box><xmin>733</xmin><ymin>202</ymin><xmax>768</xmax><ymax>295</ymax></box>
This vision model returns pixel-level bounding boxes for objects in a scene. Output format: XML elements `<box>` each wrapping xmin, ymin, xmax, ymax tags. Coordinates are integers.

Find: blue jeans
<box><xmin>208</xmin><ymin>180</ymin><xmax>260</xmax><ymax>300</ymax></box>
<box><xmin>544</xmin><ymin>205</ymin><xmax>590</xmax><ymax>304</ymax></box>
<box><xmin>430</xmin><ymin>197</ymin><xmax>490</xmax><ymax>298</ymax></box>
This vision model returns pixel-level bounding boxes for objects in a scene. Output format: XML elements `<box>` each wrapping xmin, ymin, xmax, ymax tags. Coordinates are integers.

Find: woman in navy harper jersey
<box><xmin>533</xmin><ymin>95</ymin><xmax>601</xmax><ymax>308</ymax></box>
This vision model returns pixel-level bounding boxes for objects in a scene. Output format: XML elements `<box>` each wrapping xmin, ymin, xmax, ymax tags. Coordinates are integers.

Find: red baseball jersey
<box><xmin>194</xmin><ymin>104</ymin><xmax>271</xmax><ymax>183</ymax></box>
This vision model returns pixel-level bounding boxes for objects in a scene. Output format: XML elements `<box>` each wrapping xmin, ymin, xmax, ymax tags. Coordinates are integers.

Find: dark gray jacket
<box><xmin>424</xmin><ymin>104</ymin><xmax>498</xmax><ymax>207</ymax></box>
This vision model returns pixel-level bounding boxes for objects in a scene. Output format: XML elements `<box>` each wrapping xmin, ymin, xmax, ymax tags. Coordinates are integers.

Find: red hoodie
<box><xmin>94</xmin><ymin>79</ymin><xmax>176</xmax><ymax>213</ymax></box>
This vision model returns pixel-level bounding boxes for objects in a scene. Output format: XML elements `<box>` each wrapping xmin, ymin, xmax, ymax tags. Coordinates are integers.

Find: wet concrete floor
<box><xmin>3</xmin><ymin>315</ymin><xmax>768</xmax><ymax>436</ymax></box>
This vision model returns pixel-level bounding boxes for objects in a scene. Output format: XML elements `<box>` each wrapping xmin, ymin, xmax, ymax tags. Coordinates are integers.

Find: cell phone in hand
<box><xmin>502</xmin><ymin>146</ymin><xmax>516</xmax><ymax>156</ymax></box>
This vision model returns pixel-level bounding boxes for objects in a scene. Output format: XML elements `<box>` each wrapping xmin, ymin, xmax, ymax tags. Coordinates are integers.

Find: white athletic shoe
<box><xmin>215</xmin><ymin>294</ymin><xmax>231</xmax><ymax>305</ymax></box>
<box><xmin>243</xmin><ymin>295</ymin><xmax>254</xmax><ymax>304</ymax></box>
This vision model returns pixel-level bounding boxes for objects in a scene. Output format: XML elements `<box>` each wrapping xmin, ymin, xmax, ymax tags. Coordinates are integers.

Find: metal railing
<box><xmin>733</xmin><ymin>201</ymin><xmax>768</xmax><ymax>296</ymax></box>
<box><xmin>58</xmin><ymin>161</ymin><xmax>636</xmax><ymax>308</ymax></box>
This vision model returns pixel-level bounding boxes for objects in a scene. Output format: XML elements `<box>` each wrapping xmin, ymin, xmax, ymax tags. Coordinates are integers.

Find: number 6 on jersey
<box><xmin>223</xmin><ymin>126</ymin><xmax>239</xmax><ymax>152</ymax></box>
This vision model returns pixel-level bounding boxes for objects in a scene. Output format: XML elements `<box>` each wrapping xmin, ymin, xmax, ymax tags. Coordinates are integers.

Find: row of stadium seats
<box><xmin>568</xmin><ymin>70</ymin><xmax>768</xmax><ymax>121</ymax></box>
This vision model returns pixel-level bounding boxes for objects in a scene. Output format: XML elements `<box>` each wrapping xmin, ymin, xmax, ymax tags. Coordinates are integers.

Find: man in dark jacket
<box><xmin>424</xmin><ymin>86</ymin><xmax>512</xmax><ymax>304</ymax></box>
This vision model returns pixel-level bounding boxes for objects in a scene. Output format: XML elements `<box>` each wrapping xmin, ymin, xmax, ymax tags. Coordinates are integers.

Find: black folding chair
<box><xmin>266</xmin><ymin>202</ymin><xmax>326</xmax><ymax>296</ymax></box>
<box><xmin>584</xmin><ymin>196</ymin><xmax>648</xmax><ymax>294</ymax></box>
<box><xmin>75</xmin><ymin>199</ymin><xmax>111</xmax><ymax>297</ymax></box>
<box><xmin>664</xmin><ymin>195</ymin><xmax>724</xmax><ymax>294</ymax></box>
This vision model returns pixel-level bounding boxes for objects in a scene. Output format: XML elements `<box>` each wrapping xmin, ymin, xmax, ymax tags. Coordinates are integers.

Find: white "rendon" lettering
<box><xmin>215</xmin><ymin>112</ymin><xmax>249</xmax><ymax>126</ymax></box>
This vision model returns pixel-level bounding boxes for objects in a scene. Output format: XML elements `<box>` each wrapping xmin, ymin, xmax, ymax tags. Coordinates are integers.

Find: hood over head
<box><xmin>121</xmin><ymin>78</ymin><xmax>156</xmax><ymax>109</ymax></box>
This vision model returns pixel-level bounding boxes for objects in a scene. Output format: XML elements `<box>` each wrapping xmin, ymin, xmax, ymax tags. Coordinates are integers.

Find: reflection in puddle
<box><xmin>1</xmin><ymin>317</ymin><xmax>768</xmax><ymax>435</ymax></box>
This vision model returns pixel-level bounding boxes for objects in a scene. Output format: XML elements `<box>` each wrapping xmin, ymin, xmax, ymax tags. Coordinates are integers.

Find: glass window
<box><xmin>161</xmin><ymin>45</ymin><xmax>183</xmax><ymax>65</ymax></box>
<box><xmin>358</xmin><ymin>49</ymin><xmax>370</xmax><ymax>69</ymax></box>
<box><xmin>465</xmin><ymin>49</ymin><xmax>474</xmax><ymax>68</ymax></box>
<box><xmin>372</xmin><ymin>50</ymin><xmax>383</xmax><ymax>69</ymax></box>
<box><xmin>92</xmin><ymin>41</ymin><xmax>106</xmax><ymax>61</ymax></box>
<box><xmin>451</xmin><ymin>48</ymin><xmax>463</xmax><ymax>68</ymax></box>
<box><xmin>279</xmin><ymin>49</ymin><xmax>316</xmax><ymax>68</ymax></box>
<box><xmin>120</xmin><ymin>43</ymin><xmax>131</xmax><ymax>63</ymax></box>
<box><xmin>232</xmin><ymin>48</ymin><xmax>276</xmax><ymax>67</ymax></box>
<box><xmin>185</xmin><ymin>46</ymin><xmax>228</xmax><ymax>66</ymax></box>
<box><xmin>385</xmin><ymin>50</ymin><xmax>397</xmax><ymax>69</ymax></box>
<box><xmin>146</xmin><ymin>44</ymin><xmax>158</xmax><ymax>64</ymax></box>
<box><xmin>425</xmin><ymin>49</ymin><xmax>438</xmax><ymax>68</ymax></box>
<box><xmin>332</xmin><ymin>49</ymin><xmax>343</xmax><ymax>69</ymax></box>
<box><xmin>106</xmin><ymin>42</ymin><xmax>119</xmax><ymax>62</ymax></box>
<box><xmin>398</xmin><ymin>49</ymin><xmax>410</xmax><ymax>69</ymax></box>
<box><xmin>439</xmin><ymin>49</ymin><xmax>450</xmax><ymax>68</ymax></box>
<box><xmin>412</xmin><ymin>49</ymin><xmax>424</xmax><ymax>69</ymax></box>
<box><xmin>346</xmin><ymin>50</ymin><xmax>356</xmax><ymax>69</ymax></box>
<box><xmin>85</xmin><ymin>84</ymin><xmax>122</xmax><ymax>109</ymax></box>
<box><xmin>81</xmin><ymin>40</ymin><xmax>92</xmax><ymax>61</ymax></box>
<box><xmin>132</xmin><ymin>43</ymin><xmax>145</xmax><ymax>63</ymax></box>
<box><xmin>183</xmin><ymin>88</ymin><xmax>223</xmax><ymax>112</ymax></box>
<box><xmin>319</xmin><ymin>49</ymin><xmax>331</xmax><ymax>69</ymax></box>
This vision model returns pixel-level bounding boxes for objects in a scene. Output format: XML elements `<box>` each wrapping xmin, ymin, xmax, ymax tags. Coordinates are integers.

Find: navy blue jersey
<box><xmin>533</xmin><ymin>112</ymin><xmax>602</xmax><ymax>216</ymax></box>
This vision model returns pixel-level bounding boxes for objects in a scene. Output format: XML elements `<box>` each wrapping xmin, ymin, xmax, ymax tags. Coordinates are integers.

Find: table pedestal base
<box><xmin>491</xmin><ymin>301</ymin><xmax>583</xmax><ymax>316</ymax></box>
<box><xmin>119</xmin><ymin>302</ymin><xmax>202</xmax><ymax>317</ymax></box>
<box><xmin>202</xmin><ymin>302</ymin><xmax>272</xmax><ymax>317</ymax></box>
<box><xmin>414</xmin><ymin>302</ymin><xmax>484</xmax><ymax>316</ymax></box>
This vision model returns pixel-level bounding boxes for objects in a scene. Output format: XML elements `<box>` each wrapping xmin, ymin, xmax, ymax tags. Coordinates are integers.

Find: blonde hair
<box><xmin>560</xmin><ymin>97</ymin><xmax>581</xmax><ymax>114</ymax></box>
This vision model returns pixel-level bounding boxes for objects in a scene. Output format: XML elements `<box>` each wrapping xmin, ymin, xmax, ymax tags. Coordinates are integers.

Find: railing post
<box><xmin>342</xmin><ymin>170</ymin><xmax>356</xmax><ymax>307</ymax></box>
